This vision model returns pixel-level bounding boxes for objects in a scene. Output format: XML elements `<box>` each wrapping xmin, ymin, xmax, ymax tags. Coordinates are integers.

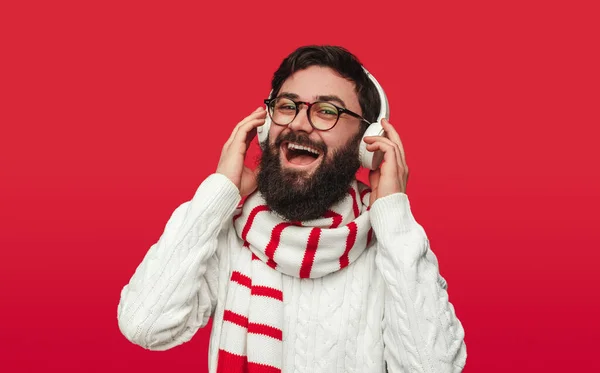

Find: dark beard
<box><xmin>256</xmin><ymin>130</ymin><xmax>362</xmax><ymax>222</ymax></box>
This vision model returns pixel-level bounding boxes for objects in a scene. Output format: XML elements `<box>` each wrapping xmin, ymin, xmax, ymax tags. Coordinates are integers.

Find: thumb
<box><xmin>253</xmin><ymin>164</ymin><xmax>261</xmax><ymax>176</ymax></box>
<box><xmin>369</xmin><ymin>169</ymin><xmax>380</xmax><ymax>206</ymax></box>
<box><xmin>240</xmin><ymin>166</ymin><xmax>258</xmax><ymax>197</ymax></box>
<box><xmin>369</xmin><ymin>169</ymin><xmax>380</xmax><ymax>190</ymax></box>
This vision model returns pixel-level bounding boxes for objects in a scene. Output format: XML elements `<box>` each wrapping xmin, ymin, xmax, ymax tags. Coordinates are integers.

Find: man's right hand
<box><xmin>216</xmin><ymin>107</ymin><xmax>267</xmax><ymax>197</ymax></box>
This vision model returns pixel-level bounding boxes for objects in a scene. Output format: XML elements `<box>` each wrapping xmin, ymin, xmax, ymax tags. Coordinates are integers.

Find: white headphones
<box><xmin>257</xmin><ymin>66</ymin><xmax>390</xmax><ymax>170</ymax></box>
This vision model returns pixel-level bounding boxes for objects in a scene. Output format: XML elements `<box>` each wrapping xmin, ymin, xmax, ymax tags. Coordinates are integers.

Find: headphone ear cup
<box><xmin>257</xmin><ymin>109</ymin><xmax>271</xmax><ymax>150</ymax></box>
<box><xmin>359</xmin><ymin>121</ymin><xmax>385</xmax><ymax>170</ymax></box>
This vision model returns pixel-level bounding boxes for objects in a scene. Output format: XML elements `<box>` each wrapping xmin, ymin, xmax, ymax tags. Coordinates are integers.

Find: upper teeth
<box><xmin>288</xmin><ymin>143</ymin><xmax>319</xmax><ymax>155</ymax></box>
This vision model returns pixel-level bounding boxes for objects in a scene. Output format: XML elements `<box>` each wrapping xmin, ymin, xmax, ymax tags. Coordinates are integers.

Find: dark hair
<box><xmin>270</xmin><ymin>45</ymin><xmax>381</xmax><ymax>132</ymax></box>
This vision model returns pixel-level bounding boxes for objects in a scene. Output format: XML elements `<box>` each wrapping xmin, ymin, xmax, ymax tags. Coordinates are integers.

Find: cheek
<box><xmin>269</xmin><ymin>125</ymin><xmax>285</xmax><ymax>144</ymax></box>
<box><xmin>322</xmin><ymin>128</ymin><xmax>358</xmax><ymax>152</ymax></box>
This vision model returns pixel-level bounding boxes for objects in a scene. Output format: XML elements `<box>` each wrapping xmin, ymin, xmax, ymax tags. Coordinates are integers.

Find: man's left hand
<box><xmin>363</xmin><ymin>118</ymin><xmax>409</xmax><ymax>206</ymax></box>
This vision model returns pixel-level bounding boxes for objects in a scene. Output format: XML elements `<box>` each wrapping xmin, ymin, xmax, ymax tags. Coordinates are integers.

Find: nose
<box><xmin>288</xmin><ymin>104</ymin><xmax>314</xmax><ymax>133</ymax></box>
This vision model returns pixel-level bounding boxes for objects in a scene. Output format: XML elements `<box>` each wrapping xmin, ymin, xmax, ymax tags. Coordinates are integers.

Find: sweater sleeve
<box><xmin>117</xmin><ymin>173</ymin><xmax>241</xmax><ymax>351</ymax></box>
<box><xmin>370</xmin><ymin>193</ymin><xmax>467</xmax><ymax>373</ymax></box>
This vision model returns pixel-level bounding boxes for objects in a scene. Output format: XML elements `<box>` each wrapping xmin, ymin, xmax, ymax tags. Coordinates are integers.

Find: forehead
<box><xmin>279</xmin><ymin>66</ymin><xmax>359</xmax><ymax>107</ymax></box>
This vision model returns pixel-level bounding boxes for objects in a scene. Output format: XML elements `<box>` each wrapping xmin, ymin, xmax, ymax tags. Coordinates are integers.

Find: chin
<box><xmin>279</xmin><ymin>169</ymin><xmax>314</xmax><ymax>192</ymax></box>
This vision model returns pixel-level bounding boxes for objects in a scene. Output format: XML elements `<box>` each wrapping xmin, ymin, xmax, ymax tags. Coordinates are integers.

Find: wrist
<box><xmin>370</xmin><ymin>193</ymin><xmax>416</xmax><ymax>234</ymax></box>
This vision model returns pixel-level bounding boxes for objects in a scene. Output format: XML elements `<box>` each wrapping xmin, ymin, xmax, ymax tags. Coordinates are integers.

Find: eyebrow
<box><xmin>316</xmin><ymin>95</ymin><xmax>346</xmax><ymax>108</ymax></box>
<box><xmin>278</xmin><ymin>92</ymin><xmax>347</xmax><ymax>108</ymax></box>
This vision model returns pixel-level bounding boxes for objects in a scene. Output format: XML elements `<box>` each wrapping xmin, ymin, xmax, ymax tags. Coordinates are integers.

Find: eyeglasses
<box><xmin>264</xmin><ymin>97</ymin><xmax>369</xmax><ymax>131</ymax></box>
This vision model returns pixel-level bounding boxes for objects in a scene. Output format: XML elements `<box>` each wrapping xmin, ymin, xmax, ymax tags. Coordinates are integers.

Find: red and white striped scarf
<box><xmin>217</xmin><ymin>180</ymin><xmax>373</xmax><ymax>373</ymax></box>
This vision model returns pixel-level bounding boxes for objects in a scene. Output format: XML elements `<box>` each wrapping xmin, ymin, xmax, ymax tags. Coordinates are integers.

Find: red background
<box><xmin>1</xmin><ymin>1</ymin><xmax>599</xmax><ymax>372</ymax></box>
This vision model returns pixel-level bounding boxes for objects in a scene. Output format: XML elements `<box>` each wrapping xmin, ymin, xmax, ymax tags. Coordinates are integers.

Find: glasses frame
<box><xmin>264</xmin><ymin>97</ymin><xmax>369</xmax><ymax>131</ymax></box>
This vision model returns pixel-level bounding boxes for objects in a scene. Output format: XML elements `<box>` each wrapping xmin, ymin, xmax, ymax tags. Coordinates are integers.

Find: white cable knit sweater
<box><xmin>117</xmin><ymin>173</ymin><xmax>467</xmax><ymax>373</ymax></box>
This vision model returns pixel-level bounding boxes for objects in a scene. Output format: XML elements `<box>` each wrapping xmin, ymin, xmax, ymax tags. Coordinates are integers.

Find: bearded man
<box><xmin>118</xmin><ymin>45</ymin><xmax>467</xmax><ymax>373</ymax></box>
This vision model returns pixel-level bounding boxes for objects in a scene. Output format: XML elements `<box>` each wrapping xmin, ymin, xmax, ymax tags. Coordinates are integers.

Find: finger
<box><xmin>364</xmin><ymin>136</ymin><xmax>403</xmax><ymax>171</ymax></box>
<box><xmin>253</xmin><ymin>163</ymin><xmax>262</xmax><ymax>176</ymax></box>
<box><xmin>240</xmin><ymin>165</ymin><xmax>259</xmax><ymax>197</ymax></box>
<box><xmin>369</xmin><ymin>169</ymin><xmax>380</xmax><ymax>205</ymax></box>
<box><xmin>364</xmin><ymin>140</ymin><xmax>397</xmax><ymax>156</ymax></box>
<box><xmin>369</xmin><ymin>168</ymin><xmax>381</xmax><ymax>190</ymax></box>
<box><xmin>363</xmin><ymin>135</ymin><xmax>397</xmax><ymax>146</ymax></box>
<box><xmin>224</xmin><ymin>117</ymin><xmax>265</xmax><ymax>153</ymax></box>
<box><xmin>365</xmin><ymin>141</ymin><xmax>399</xmax><ymax>174</ymax></box>
<box><xmin>381</xmin><ymin>119</ymin><xmax>407</xmax><ymax>170</ymax></box>
<box><xmin>230</xmin><ymin>108</ymin><xmax>266</xmax><ymax>140</ymax></box>
<box><xmin>379</xmin><ymin>119</ymin><xmax>405</xmax><ymax>159</ymax></box>
<box><xmin>245</xmin><ymin>127</ymin><xmax>258</xmax><ymax>149</ymax></box>
<box><xmin>241</xmin><ymin>106</ymin><xmax>267</xmax><ymax>123</ymax></box>
<box><xmin>232</xmin><ymin>117</ymin><xmax>266</xmax><ymax>150</ymax></box>
<box><xmin>229</xmin><ymin>108</ymin><xmax>267</xmax><ymax>144</ymax></box>
<box><xmin>377</xmin><ymin>121</ymin><xmax>409</xmax><ymax>188</ymax></box>
<box><xmin>380</xmin><ymin>119</ymin><xmax>401</xmax><ymax>146</ymax></box>
<box><xmin>364</xmin><ymin>136</ymin><xmax>399</xmax><ymax>152</ymax></box>
<box><xmin>233</xmin><ymin>107</ymin><xmax>265</xmax><ymax>134</ymax></box>
<box><xmin>367</xmin><ymin>140</ymin><xmax>409</xmax><ymax>195</ymax></box>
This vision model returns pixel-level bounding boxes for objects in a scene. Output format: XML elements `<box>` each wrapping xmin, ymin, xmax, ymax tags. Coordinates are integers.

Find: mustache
<box><xmin>274</xmin><ymin>131</ymin><xmax>327</xmax><ymax>154</ymax></box>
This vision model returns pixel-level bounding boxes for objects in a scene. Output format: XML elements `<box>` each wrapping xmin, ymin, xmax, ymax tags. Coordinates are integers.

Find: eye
<box><xmin>274</xmin><ymin>99</ymin><xmax>296</xmax><ymax>112</ymax></box>
<box><xmin>319</xmin><ymin>108</ymin><xmax>337</xmax><ymax>116</ymax></box>
<box><xmin>315</xmin><ymin>103</ymin><xmax>338</xmax><ymax>117</ymax></box>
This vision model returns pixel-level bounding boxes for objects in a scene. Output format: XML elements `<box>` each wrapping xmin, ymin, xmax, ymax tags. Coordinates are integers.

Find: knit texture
<box><xmin>117</xmin><ymin>174</ymin><xmax>467</xmax><ymax>373</ymax></box>
<box><xmin>216</xmin><ymin>181</ymin><xmax>372</xmax><ymax>373</ymax></box>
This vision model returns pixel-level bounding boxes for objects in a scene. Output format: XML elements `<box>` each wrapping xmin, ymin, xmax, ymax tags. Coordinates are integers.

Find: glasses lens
<box><xmin>309</xmin><ymin>102</ymin><xmax>339</xmax><ymax>130</ymax></box>
<box><xmin>270</xmin><ymin>98</ymin><xmax>297</xmax><ymax>126</ymax></box>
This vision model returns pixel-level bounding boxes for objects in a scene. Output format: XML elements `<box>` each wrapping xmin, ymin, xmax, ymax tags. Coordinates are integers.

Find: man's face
<box><xmin>268</xmin><ymin>66</ymin><xmax>364</xmax><ymax>177</ymax></box>
<box><xmin>256</xmin><ymin>66</ymin><xmax>365</xmax><ymax>222</ymax></box>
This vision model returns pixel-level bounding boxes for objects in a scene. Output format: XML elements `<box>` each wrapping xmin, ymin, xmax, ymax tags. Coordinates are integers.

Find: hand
<box><xmin>216</xmin><ymin>107</ymin><xmax>266</xmax><ymax>197</ymax></box>
<box><xmin>363</xmin><ymin>118</ymin><xmax>409</xmax><ymax>205</ymax></box>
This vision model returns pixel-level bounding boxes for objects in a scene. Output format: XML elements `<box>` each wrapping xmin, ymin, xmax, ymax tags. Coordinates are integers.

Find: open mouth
<box><xmin>281</xmin><ymin>142</ymin><xmax>323</xmax><ymax>167</ymax></box>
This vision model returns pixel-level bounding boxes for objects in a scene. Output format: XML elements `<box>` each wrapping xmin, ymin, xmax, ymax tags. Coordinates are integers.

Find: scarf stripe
<box><xmin>349</xmin><ymin>187</ymin><xmax>360</xmax><ymax>218</ymax></box>
<box><xmin>251</xmin><ymin>286</ymin><xmax>283</xmax><ymax>301</ymax></box>
<box><xmin>242</xmin><ymin>205</ymin><xmax>269</xmax><ymax>241</ymax></box>
<box><xmin>323</xmin><ymin>210</ymin><xmax>343</xmax><ymax>228</ymax></box>
<box><xmin>218</xmin><ymin>351</ymin><xmax>281</xmax><ymax>373</ymax></box>
<box><xmin>218</xmin><ymin>181</ymin><xmax>373</xmax><ymax>373</ymax></box>
<box><xmin>218</xmin><ymin>350</ymin><xmax>246</xmax><ymax>373</ymax></box>
<box><xmin>231</xmin><ymin>271</ymin><xmax>251</xmax><ymax>288</ymax></box>
<box><xmin>247</xmin><ymin>362</ymin><xmax>281</xmax><ymax>373</ymax></box>
<box><xmin>219</xmin><ymin>352</ymin><xmax>282</xmax><ymax>373</ymax></box>
<box><xmin>265</xmin><ymin>222</ymin><xmax>294</xmax><ymax>269</ymax></box>
<box><xmin>339</xmin><ymin>222</ymin><xmax>358</xmax><ymax>269</ymax></box>
<box><xmin>360</xmin><ymin>188</ymin><xmax>371</xmax><ymax>203</ymax></box>
<box><xmin>224</xmin><ymin>310</ymin><xmax>248</xmax><ymax>328</ymax></box>
<box><xmin>299</xmin><ymin>227</ymin><xmax>321</xmax><ymax>278</ymax></box>
<box><xmin>248</xmin><ymin>323</ymin><xmax>283</xmax><ymax>340</ymax></box>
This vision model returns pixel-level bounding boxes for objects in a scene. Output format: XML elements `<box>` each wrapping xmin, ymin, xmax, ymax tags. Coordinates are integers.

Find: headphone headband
<box><xmin>362</xmin><ymin>67</ymin><xmax>390</xmax><ymax>122</ymax></box>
